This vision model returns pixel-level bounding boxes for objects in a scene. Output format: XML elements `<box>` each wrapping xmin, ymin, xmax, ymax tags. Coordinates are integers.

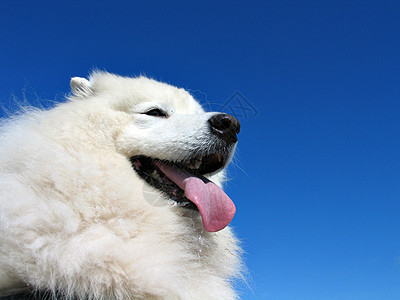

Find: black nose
<box><xmin>208</xmin><ymin>113</ymin><xmax>241</xmax><ymax>144</ymax></box>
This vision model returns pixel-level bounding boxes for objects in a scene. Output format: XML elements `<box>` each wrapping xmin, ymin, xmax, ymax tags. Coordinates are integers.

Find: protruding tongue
<box><xmin>158</xmin><ymin>163</ymin><xmax>236</xmax><ymax>232</ymax></box>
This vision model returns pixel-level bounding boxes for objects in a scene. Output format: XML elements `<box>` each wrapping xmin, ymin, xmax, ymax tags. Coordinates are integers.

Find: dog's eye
<box><xmin>144</xmin><ymin>109</ymin><xmax>167</xmax><ymax>118</ymax></box>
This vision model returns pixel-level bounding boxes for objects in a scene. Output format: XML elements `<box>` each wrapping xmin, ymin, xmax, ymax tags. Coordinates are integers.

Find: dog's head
<box><xmin>70</xmin><ymin>72</ymin><xmax>240</xmax><ymax>232</ymax></box>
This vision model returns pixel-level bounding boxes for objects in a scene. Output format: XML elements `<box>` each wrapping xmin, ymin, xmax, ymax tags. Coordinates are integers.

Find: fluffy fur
<box><xmin>0</xmin><ymin>72</ymin><xmax>243</xmax><ymax>299</ymax></box>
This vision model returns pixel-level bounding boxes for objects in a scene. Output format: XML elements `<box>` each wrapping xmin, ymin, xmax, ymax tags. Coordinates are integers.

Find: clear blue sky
<box><xmin>1</xmin><ymin>1</ymin><xmax>400</xmax><ymax>299</ymax></box>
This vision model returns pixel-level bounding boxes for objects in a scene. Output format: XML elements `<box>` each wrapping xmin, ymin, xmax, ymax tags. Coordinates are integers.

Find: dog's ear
<box><xmin>70</xmin><ymin>77</ymin><xmax>93</xmax><ymax>98</ymax></box>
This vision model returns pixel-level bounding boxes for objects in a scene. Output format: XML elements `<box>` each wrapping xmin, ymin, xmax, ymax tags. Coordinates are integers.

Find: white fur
<box><xmin>0</xmin><ymin>72</ymin><xmax>243</xmax><ymax>299</ymax></box>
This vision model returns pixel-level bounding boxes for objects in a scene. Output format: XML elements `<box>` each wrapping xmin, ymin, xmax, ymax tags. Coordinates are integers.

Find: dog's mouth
<box><xmin>130</xmin><ymin>153</ymin><xmax>236</xmax><ymax>232</ymax></box>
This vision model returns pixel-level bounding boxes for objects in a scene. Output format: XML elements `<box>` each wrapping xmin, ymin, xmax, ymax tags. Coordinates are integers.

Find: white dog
<box><xmin>0</xmin><ymin>72</ymin><xmax>243</xmax><ymax>299</ymax></box>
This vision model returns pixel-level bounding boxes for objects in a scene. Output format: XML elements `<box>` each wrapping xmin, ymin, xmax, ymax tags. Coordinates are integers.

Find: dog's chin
<box><xmin>130</xmin><ymin>152</ymin><xmax>229</xmax><ymax>210</ymax></box>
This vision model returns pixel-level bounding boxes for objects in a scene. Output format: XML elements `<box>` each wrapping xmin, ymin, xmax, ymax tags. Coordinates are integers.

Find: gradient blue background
<box><xmin>1</xmin><ymin>1</ymin><xmax>400</xmax><ymax>299</ymax></box>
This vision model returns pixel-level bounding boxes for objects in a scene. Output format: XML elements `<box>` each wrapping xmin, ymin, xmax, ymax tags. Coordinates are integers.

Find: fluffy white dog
<box><xmin>0</xmin><ymin>72</ymin><xmax>243</xmax><ymax>299</ymax></box>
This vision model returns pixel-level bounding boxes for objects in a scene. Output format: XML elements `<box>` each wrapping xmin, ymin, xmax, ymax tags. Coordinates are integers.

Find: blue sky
<box><xmin>1</xmin><ymin>1</ymin><xmax>400</xmax><ymax>299</ymax></box>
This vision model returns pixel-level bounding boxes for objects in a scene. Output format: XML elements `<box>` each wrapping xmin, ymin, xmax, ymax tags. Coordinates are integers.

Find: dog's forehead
<box><xmin>131</xmin><ymin>77</ymin><xmax>204</xmax><ymax>114</ymax></box>
<box><xmin>83</xmin><ymin>72</ymin><xmax>204</xmax><ymax>114</ymax></box>
<box><xmin>167</xmin><ymin>92</ymin><xmax>204</xmax><ymax>114</ymax></box>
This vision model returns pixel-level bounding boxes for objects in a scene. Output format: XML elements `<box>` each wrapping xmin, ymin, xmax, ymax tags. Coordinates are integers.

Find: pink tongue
<box><xmin>158</xmin><ymin>163</ymin><xmax>236</xmax><ymax>232</ymax></box>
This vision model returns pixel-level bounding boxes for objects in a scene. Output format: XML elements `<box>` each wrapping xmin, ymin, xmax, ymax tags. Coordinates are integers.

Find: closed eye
<box><xmin>143</xmin><ymin>108</ymin><xmax>168</xmax><ymax>118</ymax></box>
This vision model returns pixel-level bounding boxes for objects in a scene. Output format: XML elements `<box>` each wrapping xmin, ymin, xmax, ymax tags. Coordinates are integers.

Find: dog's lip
<box><xmin>130</xmin><ymin>153</ymin><xmax>236</xmax><ymax>232</ymax></box>
<box><xmin>168</xmin><ymin>152</ymin><xmax>226</xmax><ymax>176</ymax></box>
<box><xmin>130</xmin><ymin>155</ymin><xmax>200</xmax><ymax>210</ymax></box>
<box><xmin>132</xmin><ymin>153</ymin><xmax>227</xmax><ymax>176</ymax></box>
